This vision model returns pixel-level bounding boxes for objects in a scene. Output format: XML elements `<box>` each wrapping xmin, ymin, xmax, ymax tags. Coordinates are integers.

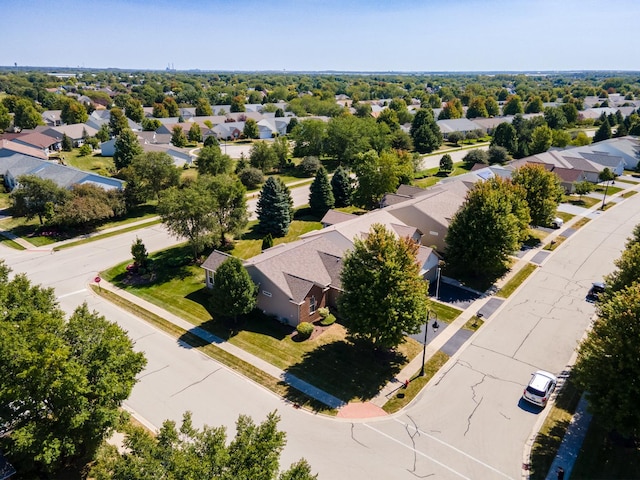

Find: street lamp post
<box><xmin>601</xmin><ymin>179</ymin><xmax>610</xmax><ymax>210</ymax></box>
<box><xmin>420</xmin><ymin>312</ymin><xmax>440</xmax><ymax>376</ymax></box>
<box><xmin>435</xmin><ymin>263</ymin><xmax>442</xmax><ymax>301</ymax></box>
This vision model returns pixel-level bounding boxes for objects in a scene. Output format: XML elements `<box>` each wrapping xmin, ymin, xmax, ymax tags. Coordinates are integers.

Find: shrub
<box><xmin>296</xmin><ymin>322</ymin><xmax>314</xmax><ymax>339</ymax></box>
<box><xmin>238</xmin><ymin>167</ymin><xmax>264</xmax><ymax>189</ymax></box>
<box><xmin>320</xmin><ymin>313</ymin><xmax>336</xmax><ymax>326</ymax></box>
<box><xmin>317</xmin><ymin>307</ymin><xmax>329</xmax><ymax>319</ymax></box>
<box><xmin>299</xmin><ymin>156</ymin><xmax>321</xmax><ymax>176</ymax></box>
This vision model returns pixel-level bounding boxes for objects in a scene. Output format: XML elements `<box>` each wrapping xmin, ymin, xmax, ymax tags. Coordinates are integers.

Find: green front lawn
<box><xmin>230</xmin><ymin>219</ymin><xmax>322</xmax><ymax>259</ymax></box>
<box><xmin>103</xmin><ymin>241</ymin><xmax>425</xmax><ymax>403</ymax></box>
<box><xmin>62</xmin><ymin>149</ymin><xmax>115</xmax><ymax>175</ymax></box>
<box><xmin>563</xmin><ymin>195</ymin><xmax>600</xmax><ymax>209</ymax></box>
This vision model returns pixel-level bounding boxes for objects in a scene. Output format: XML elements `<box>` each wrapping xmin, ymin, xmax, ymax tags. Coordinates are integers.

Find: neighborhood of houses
<box><xmin>202</xmin><ymin>133</ymin><xmax>640</xmax><ymax>327</ymax></box>
<box><xmin>1</xmin><ymin>91</ymin><xmax>639</xmax><ymax>329</ymax></box>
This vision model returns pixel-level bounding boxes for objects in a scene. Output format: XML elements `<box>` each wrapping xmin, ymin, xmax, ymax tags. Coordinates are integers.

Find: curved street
<box><xmin>2</xmin><ymin>181</ymin><xmax>638</xmax><ymax>479</ymax></box>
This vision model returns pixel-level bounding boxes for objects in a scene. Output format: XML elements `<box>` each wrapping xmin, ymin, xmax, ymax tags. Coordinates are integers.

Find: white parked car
<box><xmin>551</xmin><ymin>217</ymin><xmax>564</xmax><ymax>229</ymax></box>
<box><xmin>522</xmin><ymin>370</ymin><xmax>557</xmax><ymax>407</ymax></box>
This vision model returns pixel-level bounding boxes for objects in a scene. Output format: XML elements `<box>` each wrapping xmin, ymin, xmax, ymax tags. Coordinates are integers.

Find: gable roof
<box><xmin>0</xmin><ymin>153</ymin><xmax>124</xmax><ymax>190</ymax></box>
<box><xmin>12</xmin><ymin>131</ymin><xmax>60</xmax><ymax>150</ymax></box>
<box><xmin>245</xmin><ymin>234</ymin><xmax>351</xmax><ymax>303</ymax></box>
<box><xmin>0</xmin><ymin>139</ymin><xmax>48</xmax><ymax>159</ymax></box>
<box><xmin>202</xmin><ymin>250</ymin><xmax>234</xmax><ymax>271</ymax></box>
<box><xmin>320</xmin><ymin>209</ymin><xmax>357</xmax><ymax>226</ymax></box>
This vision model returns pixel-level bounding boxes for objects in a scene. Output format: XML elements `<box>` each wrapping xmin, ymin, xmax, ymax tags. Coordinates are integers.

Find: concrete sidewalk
<box><xmin>544</xmin><ymin>394</ymin><xmax>592</xmax><ymax>480</ymax></box>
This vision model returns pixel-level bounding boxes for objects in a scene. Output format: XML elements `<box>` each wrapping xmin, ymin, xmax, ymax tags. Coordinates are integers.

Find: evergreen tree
<box><xmin>262</xmin><ymin>233</ymin><xmax>274</xmax><ymax>251</ymax></box>
<box><xmin>257</xmin><ymin>176</ymin><xmax>294</xmax><ymax>237</ymax></box>
<box><xmin>131</xmin><ymin>237</ymin><xmax>149</xmax><ymax>269</ymax></box>
<box><xmin>410</xmin><ymin>108</ymin><xmax>442</xmax><ymax>153</ymax></box>
<box><xmin>593</xmin><ymin>120</ymin><xmax>612</xmax><ymax>143</ymax></box>
<box><xmin>210</xmin><ymin>257</ymin><xmax>257</xmax><ymax>323</ymax></box>
<box><xmin>61</xmin><ymin>133</ymin><xmax>73</xmax><ymax>151</ymax></box>
<box><xmin>491</xmin><ymin>122</ymin><xmax>518</xmax><ymax>155</ymax></box>
<box><xmin>331</xmin><ymin>165</ymin><xmax>352</xmax><ymax>208</ymax></box>
<box><xmin>308</xmin><ymin>166</ymin><xmax>334</xmax><ymax>216</ymax></box>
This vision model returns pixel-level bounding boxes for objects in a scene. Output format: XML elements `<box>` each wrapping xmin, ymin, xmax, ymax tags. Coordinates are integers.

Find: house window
<box><xmin>262</xmin><ymin>290</ymin><xmax>272</xmax><ymax>297</ymax></box>
<box><xmin>309</xmin><ymin>295</ymin><xmax>317</xmax><ymax>314</ymax></box>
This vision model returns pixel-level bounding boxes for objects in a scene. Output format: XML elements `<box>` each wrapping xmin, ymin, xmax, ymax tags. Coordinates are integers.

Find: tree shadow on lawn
<box><xmin>192</xmin><ymin>300</ymin><xmax>292</xmax><ymax>342</ymax></box>
<box><xmin>529</xmin><ymin>419</ymin><xmax>571</xmax><ymax>480</ymax></box>
<box><xmin>285</xmin><ymin>340</ymin><xmax>406</xmax><ymax>402</ymax></box>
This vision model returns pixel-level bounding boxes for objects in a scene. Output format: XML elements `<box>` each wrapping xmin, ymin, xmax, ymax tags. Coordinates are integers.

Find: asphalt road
<box><xmin>2</xmin><ymin>185</ymin><xmax>638</xmax><ymax>479</ymax></box>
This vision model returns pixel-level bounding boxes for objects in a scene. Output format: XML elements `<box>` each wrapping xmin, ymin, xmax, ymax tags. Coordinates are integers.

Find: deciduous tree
<box><xmin>439</xmin><ymin>153</ymin><xmax>453</xmax><ymax>173</ymax></box>
<box><xmin>122</xmin><ymin>151</ymin><xmax>180</xmax><ymax>204</ymax></box>
<box><xmin>244</xmin><ymin>118</ymin><xmax>259</xmax><ymax>139</ymax></box>
<box><xmin>11</xmin><ymin>175</ymin><xmax>68</xmax><ymax>224</ymax></box>
<box><xmin>445</xmin><ymin>177</ymin><xmax>530</xmax><ymax>279</ymax></box>
<box><xmin>197</xmin><ymin>145</ymin><xmax>233</xmax><ymax>176</ymax></box>
<box><xmin>352</xmin><ymin>150</ymin><xmax>413</xmax><ymax>209</ymax></box>
<box><xmin>60</xmin><ymin>98</ymin><xmax>88</xmax><ymax>124</ymax></box>
<box><xmin>210</xmin><ymin>257</ymin><xmax>257</xmax><ymax>323</ymax></box>
<box><xmin>113</xmin><ymin>128</ymin><xmax>143</xmax><ymax>170</ymax></box>
<box><xmin>291</xmin><ymin>119</ymin><xmax>327</xmax><ymax>157</ymax></box>
<box><xmin>338</xmin><ymin>224</ymin><xmax>429</xmax><ymax>350</ymax></box>
<box><xmin>574</xmin><ymin>283</ymin><xmax>640</xmax><ymax>438</ymax></box>
<box><xmin>512</xmin><ymin>163</ymin><xmax>564</xmax><ymax>226</ymax></box>
<box><xmin>491</xmin><ymin>122</ymin><xmax>518</xmax><ymax>155</ymax></box>
<box><xmin>410</xmin><ymin>108</ymin><xmax>442</xmax><ymax>154</ymax></box>
<box><xmin>171</xmin><ymin>125</ymin><xmax>187</xmax><ymax>147</ymax></box>
<box><xmin>0</xmin><ymin>266</ymin><xmax>146</xmax><ymax>476</ymax></box>
<box><xmin>250</xmin><ymin>141</ymin><xmax>278</xmax><ymax>172</ymax></box>
<box><xmin>89</xmin><ymin>411</ymin><xmax>317</xmax><ymax>480</ymax></box>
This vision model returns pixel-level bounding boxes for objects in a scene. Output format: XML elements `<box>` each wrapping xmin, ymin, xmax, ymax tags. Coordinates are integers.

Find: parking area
<box><xmin>429</xmin><ymin>281</ymin><xmax>481</xmax><ymax>310</ymax></box>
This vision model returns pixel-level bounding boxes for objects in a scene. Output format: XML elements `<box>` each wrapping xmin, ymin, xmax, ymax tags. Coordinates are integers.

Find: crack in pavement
<box><xmin>499</xmin><ymin>411</ymin><xmax>511</xmax><ymax>420</ymax></box>
<box><xmin>171</xmin><ymin>368</ymin><xmax>222</xmax><ymax>397</ymax></box>
<box><xmin>465</xmin><ymin>375</ymin><xmax>486</xmax><ymax>436</ymax></box>
<box><xmin>132</xmin><ymin>332</ymin><xmax>156</xmax><ymax>344</ymax></box>
<box><xmin>137</xmin><ymin>364</ymin><xmax>169</xmax><ymax>379</ymax></box>
<box><xmin>405</xmin><ymin>415</ymin><xmax>421</xmax><ymax>474</ymax></box>
<box><xmin>350</xmin><ymin>423</ymin><xmax>368</xmax><ymax>448</ymax></box>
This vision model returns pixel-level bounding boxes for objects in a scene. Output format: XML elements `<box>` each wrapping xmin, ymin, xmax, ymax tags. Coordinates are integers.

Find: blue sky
<box><xmin>1</xmin><ymin>0</ymin><xmax>639</xmax><ymax>72</ymax></box>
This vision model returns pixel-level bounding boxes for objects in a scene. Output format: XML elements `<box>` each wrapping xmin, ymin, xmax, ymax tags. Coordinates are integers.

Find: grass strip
<box><xmin>462</xmin><ymin>316</ymin><xmax>484</xmax><ymax>331</ymax></box>
<box><xmin>54</xmin><ymin>219</ymin><xmax>162</xmax><ymax>251</ymax></box>
<box><xmin>0</xmin><ymin>238</ymin><xmax>26</xmax><ymax>250</ymax></box>
<box><xmin>382</xmin><ymin>351</ymin><xmax>450</xmax><ymax>413</ymax></box>
<box><xmin>529</xmin><ymin>380</ymin><xmax>582</xmax><ymax>479</ymax></box>
<box><xmin>544</xmin><ymin>236</ymin><xmax>566</xmax><ymax>251</ymax></box>
<box><xmin>91</xmin><ymin>285</ymin><xmax>336</xmax><ymax>415</ymax></box>
<box><xmin>496</xmin><ymin>263</ymin><xmax>537</xmax><ymax>298</ymax></box>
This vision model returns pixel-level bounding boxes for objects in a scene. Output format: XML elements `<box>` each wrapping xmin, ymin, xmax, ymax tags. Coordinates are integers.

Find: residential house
<box><xmin>41</xmin><ymin>110</ymin><xmax>63</xmax><ymax>127</ymax></box>
<box><xmin>320</xmin><ymin>210</ymin><xmax>357</xmax><ymax>228</ymax></box>
<box><xmin>382</xmin><ymin>180</ymin><xmax>471</xmax><ymax>252</ymax></box>
<box><xmin>203</xmin><ymin>209</ymin><xmax>439</xmax><ymax>326</ymax></box>
<box><xmin>436</xmin><ymin>118</ymin><xmax>484</xmax><ymax>138</ymax></box>
<box><xmin>0</xmin><ymin>153</ymin><xmax>124</xmax><ymax>191</ymax></box>
<box><xmin>10</xmin><ymin>131</ymin><xmax>61</xmax><ymax>155</ymax></box>
<box><xmin>39</xmin><ymin>124</ymin><xmax>98</xmax><ymax>147</ymax></box>
<box><xmin>0</xmin><ymin>139</ymin><xmax>48</xmax><ymax>160</ymax></box>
